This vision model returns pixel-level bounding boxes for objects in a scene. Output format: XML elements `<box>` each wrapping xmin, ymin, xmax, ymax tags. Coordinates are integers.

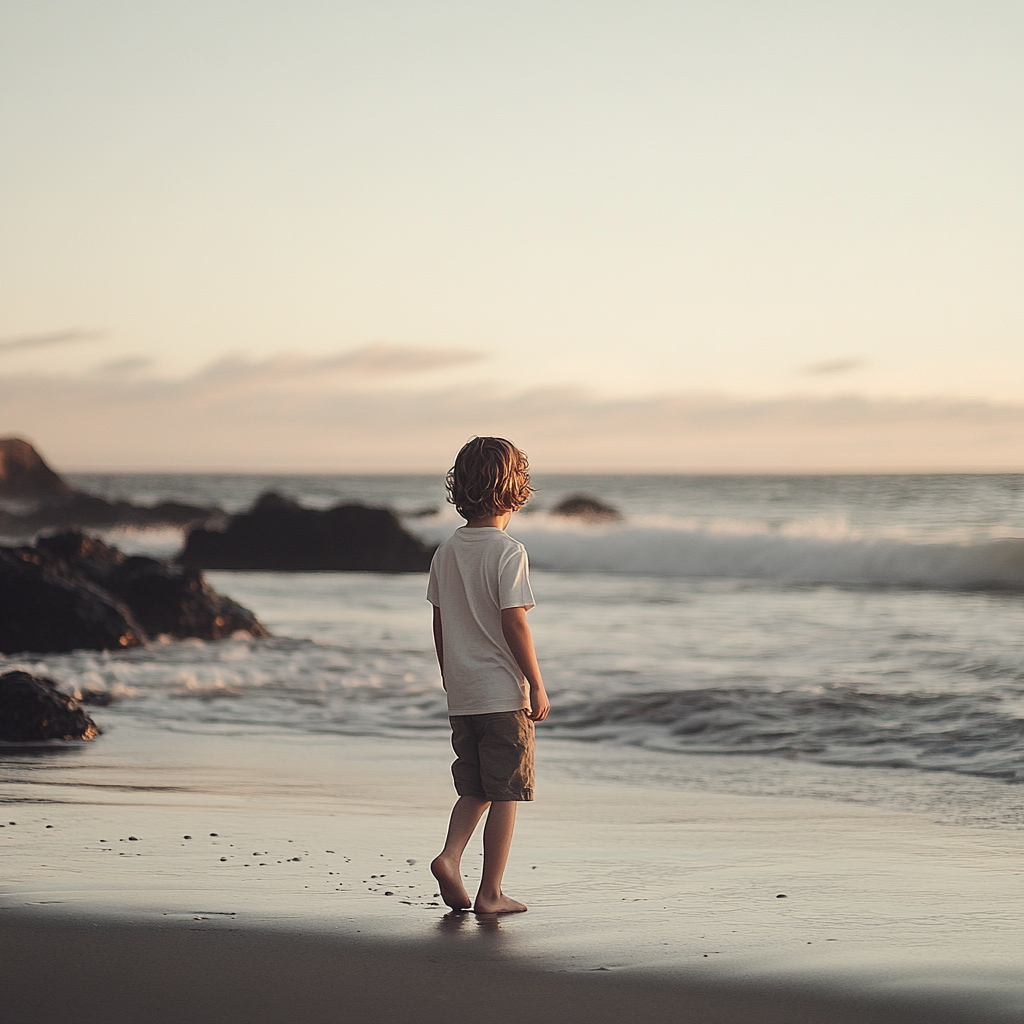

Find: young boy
<box><xmin>427</xmin><ymin>436</ymin><xmax>550</xmax><ymax>915</ymax></box>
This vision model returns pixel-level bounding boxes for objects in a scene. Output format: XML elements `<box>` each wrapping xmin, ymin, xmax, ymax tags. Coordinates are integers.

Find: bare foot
<box><xmin>474</xmin><ymin>892</ymin><xmax>527</xmax><ymax>915</ymax></box>
<box><xmin>430</xmin><ymin>855</ymin><xmax>471</xmax><ymax>911</ymax></box>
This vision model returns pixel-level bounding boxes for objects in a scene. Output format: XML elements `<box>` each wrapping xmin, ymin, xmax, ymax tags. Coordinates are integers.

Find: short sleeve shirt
<box><xmin>426</xmin><ymin>527</ymin><xmax>535</xmax><ymax>716</ymax></box>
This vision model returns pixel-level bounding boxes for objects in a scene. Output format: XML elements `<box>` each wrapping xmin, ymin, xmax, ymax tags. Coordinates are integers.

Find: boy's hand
<box><xmin>501</xmin><ymin>607</ymin><xmax>549</xmax><ymax>723</ymax></box>
<box><xmin>528</xmin><ymin>685</ymin><xmax>550</xmax><ymax>722</ymax></box>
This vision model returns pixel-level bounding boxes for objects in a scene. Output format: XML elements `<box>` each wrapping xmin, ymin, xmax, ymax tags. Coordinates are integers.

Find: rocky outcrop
<box><xmin>0</xmin><ymin>493</ymin><xmax>220</xmax><ymax>535</ymax></box>
<box><xmin>0</xmin><ymin>671</ymin><xmax>100</xmax><ymax>742</ymax></box>
<box><xmin>0</xmin><ymin>437</ymin><xmax>218</xmax><ymax>535</ymax></box>
<box><xmin>180</xmin><ymin>491</ymin><xmax>435</xmax><ymax>571</ymax></box>
<box><xmin>549</xmin><ymin>494</ymin><xmax>623</xmax><ymax>523</ymax></box>
<box><xmin>0</xmin><ymin>531</ymin><xmax>269</xmax><ymax>656</ymax></box>
<box><xmin>0</xmin><ymin>544</ymin><xmax>143</xmax><ymax>655</ymax></box>
<box><xmin>0</xmin><ymin>438</ymin><xmax>74</xmax><ymax>501</ymax></box>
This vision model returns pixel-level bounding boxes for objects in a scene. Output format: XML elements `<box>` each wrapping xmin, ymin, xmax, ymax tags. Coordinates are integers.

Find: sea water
<box><xmin>6</xmin><ymin>473</ymin><xmax>1024</xmax><ymax>828</ymax></box>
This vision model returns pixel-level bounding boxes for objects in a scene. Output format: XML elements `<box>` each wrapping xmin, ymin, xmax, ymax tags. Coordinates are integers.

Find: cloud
<box><xmin>0</xmin><ymin>328</ymin><xmax>105</xmax><ymax>354</ymax></box>
<box><xmin>803</xmin><ymin>357</ymin><xmax>866</xmax><ymax>376</ymax></box>
<box><xmin>95</xmin><ymin>356</ymin><xmax>154</xmax><ymax>375</ymax></box>
<box><xmin>321</xmin><ymin>342</ymin><xmax>484</xmax><ymax>376</ymax></box>
<box><xmin>2</xmin><ymin>353</ymin><xmax>1023</xmax><ymax>471</ymax></box>
<box><xmin>173</xmin><ymin>344</ymin><xmax>485</xmax><ymax>402</ymax></box>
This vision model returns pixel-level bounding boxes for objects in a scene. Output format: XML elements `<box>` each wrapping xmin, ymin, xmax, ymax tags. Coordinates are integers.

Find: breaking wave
<box><xmin>549</xmin><ymin>686</ymin><xmax>1024</xmax><ymax>782</ymax></box>
<box><xmin>413</xmin><ymin>517</ymin><xmax>1024</xmax><ymax>591</ymax></box>
<box><xmin>11</xmin><ymin>636</ymin><xmax>1024</xmax><ymax>784</ymax></box>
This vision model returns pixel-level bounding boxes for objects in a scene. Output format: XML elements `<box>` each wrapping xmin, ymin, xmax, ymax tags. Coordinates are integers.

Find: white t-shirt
<box><xmin>426</xmin><ymin>526</ymin><xmax>536</xmax><ymax>716</ymax></box>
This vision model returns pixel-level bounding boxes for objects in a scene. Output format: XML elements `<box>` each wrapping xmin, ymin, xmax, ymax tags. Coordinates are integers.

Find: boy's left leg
<box><xmin>431</xmin><ymin>795</ymin><xmax>489</xmax><ymax>910</ymax></box>
<box><xmin>475</xmin><ymin>801</ymin><xmax>527</xmax><ymax>915</ymax></box>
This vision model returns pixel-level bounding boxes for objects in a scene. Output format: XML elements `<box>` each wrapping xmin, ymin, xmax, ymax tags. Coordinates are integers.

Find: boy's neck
<box><xmin>464</xmin><ymin>511</ymin><xmax>512</xmax><ymax>530</ymax></box>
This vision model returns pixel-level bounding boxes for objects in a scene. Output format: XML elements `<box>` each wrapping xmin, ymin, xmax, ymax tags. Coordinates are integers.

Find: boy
<box><xmin>427</xmin><ymin>436</ymin><xmax>550</xmax><ymax>915</ymax></box>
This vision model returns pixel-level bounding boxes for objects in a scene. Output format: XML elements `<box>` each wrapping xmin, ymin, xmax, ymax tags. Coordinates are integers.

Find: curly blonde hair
<box><xmin>446</xmin><ymin>437</ymin><xmax>533</xmax><ymax>521</ymax></box>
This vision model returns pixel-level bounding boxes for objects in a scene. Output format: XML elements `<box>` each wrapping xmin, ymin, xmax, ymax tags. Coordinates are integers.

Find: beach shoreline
<box><xmin>2</xmin><ymin>726</ymin><xmax>1022</xmax><ymax>1022</ymax></box>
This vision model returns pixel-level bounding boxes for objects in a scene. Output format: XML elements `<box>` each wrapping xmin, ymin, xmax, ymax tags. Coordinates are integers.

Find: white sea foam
<box><xmin>410</xmin><ymin>513</ymin><xmax>1024</xmax><ymax>590</ymax></box>
<box><xmin>40</xmin><ymin>514</ymin><xmax>1024</xmax><ymax>592</ymax></box>
<box><xmin>8</xmin><ymin>475</ymin><xmax>1024</xmax><ymax>798</ymax></box>
<box><xmin>99</xmin><ymin>525</ymin><xmax>187</xmax><ymax>559</ymax></box>
<box><xmin>8</xmin><ymin>567</ymin><xmax>1024</xmax><ymax>789</ymax></box>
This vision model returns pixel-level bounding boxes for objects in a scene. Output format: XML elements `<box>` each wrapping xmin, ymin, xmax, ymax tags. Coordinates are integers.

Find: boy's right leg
<box><xmin>431</xmin><ymin>795</ymin><xmax>490</xmax><ymax>910</ymax></box>
<box><xmin>474</xmin><ymin>800</ymin><xmax>527</xmax><ymax>915</ymax></box>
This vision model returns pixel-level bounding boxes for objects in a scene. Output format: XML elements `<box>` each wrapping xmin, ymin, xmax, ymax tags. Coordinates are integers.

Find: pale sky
<box><xmin>1</xmin><ymin>1</ymin><xmax>1022</xmax><ymax>470</ymax></box>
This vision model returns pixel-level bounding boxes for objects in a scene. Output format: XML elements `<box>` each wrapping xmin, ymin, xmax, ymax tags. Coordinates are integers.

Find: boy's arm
<box><xmin>432</xmin><ymin>605</ymin><xmax>445</xmax><ymax>690</ymax></box>
<box><xmin>500</xmin><ymin>606</ymin><xmax>550</xmax><ymax>722</ymax></box>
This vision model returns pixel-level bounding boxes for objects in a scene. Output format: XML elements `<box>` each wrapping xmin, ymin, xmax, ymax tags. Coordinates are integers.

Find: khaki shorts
<box><xmin>449</xmin><ymin>709</ymin><xmax>535</xmax><ymax>802</ymax></box>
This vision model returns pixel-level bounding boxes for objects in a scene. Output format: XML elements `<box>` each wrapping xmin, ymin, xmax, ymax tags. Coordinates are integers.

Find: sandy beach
<box><xmin>3</xmin><ymin>725</ymin><xmax>1022</xmax><ymax>1023</ymax></box>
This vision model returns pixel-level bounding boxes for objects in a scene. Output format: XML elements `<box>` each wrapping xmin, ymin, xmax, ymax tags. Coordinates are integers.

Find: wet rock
<box><xmin>0</xmin><ymin>492</ymin><xmax>220</xmax><ymax>537</ymax></box>
<box><xmin>0</xmin><ymin>438</ymin><xmax>218</xmax><ymax>536</ymax></box>
<box><xmin>0</xmin><ymin>530</ymin><xmax>268</xmax><ymax>655</ymax></box>
<box><xmin>36</xmin><ymin>532</ymin><xmax>268</xmax><ymax>641</ymax></box>
<box><xmin>180</xmin><ymin>491</ymin><xmax>435</xmax><ymax>571</ymax></box>
<box><xmin>0</xmin><ymin>671</ymin><xmax>100</xmax><ymax>741</ymax></box>
<box><xmin>0</xmin><ymin>545</ymin><xmax>144</xmax><ymax>655</ymax></box>
<box><xmin>549</xmin><ymin>494</ymin><xmax>623</xmax><ymax>523</ymax></box>
<box><xmin>0</xmin><ymin>438</ymin><xmax>74</xmax><ymax>501</ymax></box>
<box><xmin>21</xmin><ymin>494</ymin><xmax>216</xmax><ymax>533</ymax></box>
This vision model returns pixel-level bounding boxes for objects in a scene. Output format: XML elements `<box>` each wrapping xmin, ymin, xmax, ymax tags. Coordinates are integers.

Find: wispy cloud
<box><xmin>95</xmin><ymin>356</ymin><xmax>154</xmax><ymax>375</ymax></box>
<box><xmin>178</xmin><ymin>344</ymin><xmax>484</xmax><ymax>400</ymax></box>
<box><xmin>1</xmin><ymin>354</ymin><xmax>1022</xmax><ymax>471</ymax></box>
<box><xmin>322</xmin><ymin>342</ymin><xmax>483</xmax><ymax>376</ymax></box>
<box><xmin>0</xmin><ymin>328</ymin><xmax>105</xmax><ymax>354</ymax></box>
<box><xmin>802</xmin><ymin>357</ymin><xmax>866</xmax><ymax>376</ymax></box>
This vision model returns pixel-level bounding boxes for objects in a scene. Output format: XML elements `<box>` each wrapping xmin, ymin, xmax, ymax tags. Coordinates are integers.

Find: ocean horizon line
<box><xmin>62</xmin><ymin>465</ymin><xmax>1024</xmax><ymax>477</ymax></box>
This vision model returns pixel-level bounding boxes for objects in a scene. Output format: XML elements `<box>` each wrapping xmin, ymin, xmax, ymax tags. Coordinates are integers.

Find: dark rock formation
<box><xmin>0</xmin><ymin>545</ymin><xmax>144</xmax><ymax>655</ymax></box>
<box><xmin>0</xmin><ymin>671</ymin><xmax>100</xmax><ymax>741</ymax></box>
<box><xmin>0</xmin><ymin>531</ymin><xmax>268</xmax><ymax>656</ymax></box>
<box><xmin>180</xmin><ymin>491</ymin><xmax>435</xmax><ymax>572</ymax></box>
<box><xmin>549</xmin><ymin>494</ymin><xmax>624</xmax><ymax>523</ymax></box>
<box><xmin>0</xmin><ymin>493</ymin><xmax>220</xmax><ymax>535</ymax></box>
<box><xmin>0</xmin><ymin>437</ymin><xmax>219</xmax><ymax>536</ymax></box>
<box><xmin>0</xmin><ymin>437</ymin><xmax>74</xmax><ymax>501</ymax></box>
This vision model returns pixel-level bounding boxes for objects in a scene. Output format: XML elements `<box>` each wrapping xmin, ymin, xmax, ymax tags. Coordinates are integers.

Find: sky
<box><xmin>1</xmin><ymin>1</ymin><xmax>1022</xmax><ymax>471</ymax></box>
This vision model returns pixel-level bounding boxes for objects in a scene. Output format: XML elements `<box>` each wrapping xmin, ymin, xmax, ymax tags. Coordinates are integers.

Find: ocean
<box><xmin>8</xmin><ymin>472</ymin><xmax>1024</xmax><ymax>829</ymax></box>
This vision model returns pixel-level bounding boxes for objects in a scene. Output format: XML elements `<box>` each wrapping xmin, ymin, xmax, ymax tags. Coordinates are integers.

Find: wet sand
<box><xmin>2</xmin><ymin>727</ymin><xmax>1022</xmax><ymax>1023</ymax></box>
